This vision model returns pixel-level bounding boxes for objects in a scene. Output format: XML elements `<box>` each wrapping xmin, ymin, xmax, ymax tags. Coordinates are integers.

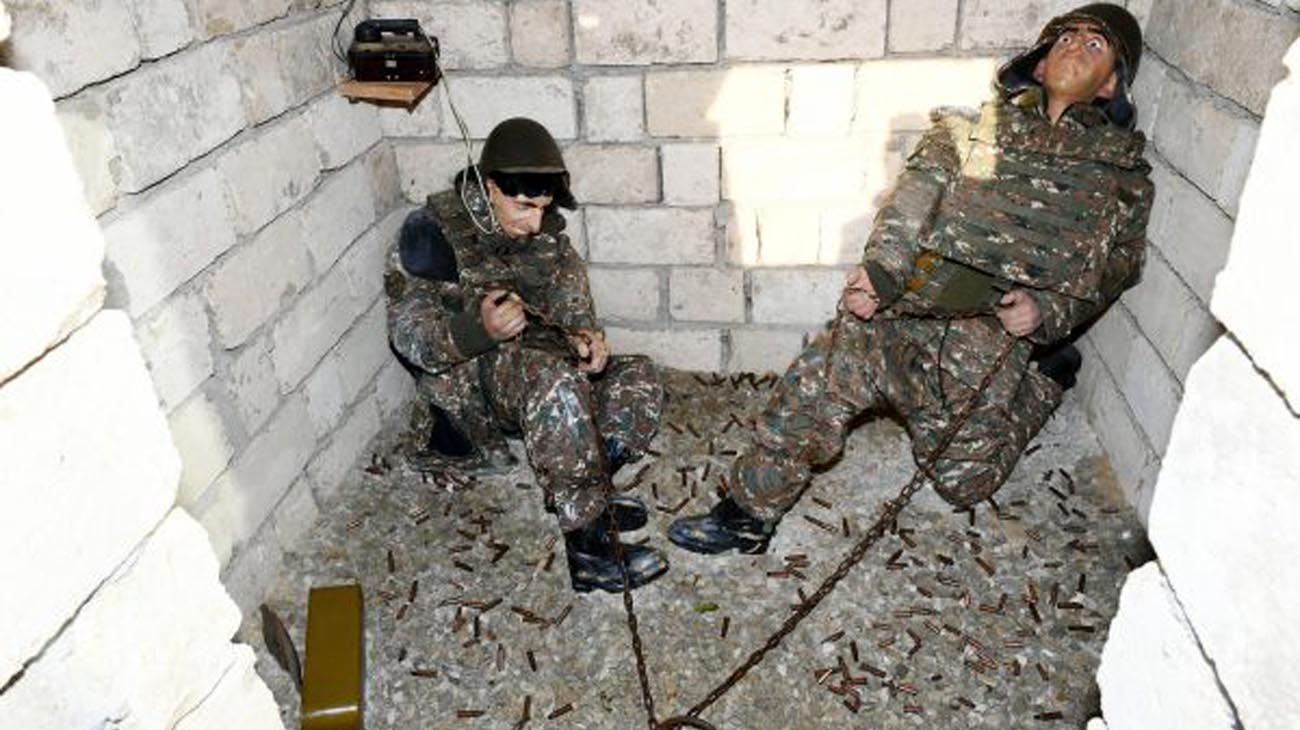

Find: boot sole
<box><xmin>570</xmin><ymin>561</ymin><xmax>670</xmax><ymax>594</ymax></box>
<box><xmin>666</xmin><ymin>530</ymin><xmax>770</xmax><ymax>556</ymax></box>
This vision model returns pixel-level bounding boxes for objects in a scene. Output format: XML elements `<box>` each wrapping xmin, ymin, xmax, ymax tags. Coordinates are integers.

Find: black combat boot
<box><xmin>564</xmin><ymin>518</ymin><xmax>669</xmax><ymax>593</ymax></box>
<box><xmin>1033</xmin><ymin>342</ymin><xmax>1084</xmax><ymax>390</ymax></box>
<box><xmin>546</xmin><ymin>494</ymin><xmax>649</xmax><ymax>532</ymax></box>
<box><xmin>667</xmin><ymin>497</ymin><xmax>775</xmax><ymax>555</ymax></box>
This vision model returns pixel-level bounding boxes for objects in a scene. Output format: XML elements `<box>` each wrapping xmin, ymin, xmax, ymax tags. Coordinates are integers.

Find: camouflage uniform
<box><xmin>387</xmin><ymin>183</ymin><xmax>662</xmax><ymax>531</ymax></box>
<box><xmin>730</xmin><ymin>90</ymin><xmax>1154</xmax><ymax>520</ymax></box>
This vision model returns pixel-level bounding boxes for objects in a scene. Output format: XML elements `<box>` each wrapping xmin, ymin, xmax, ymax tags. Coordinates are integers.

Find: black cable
<box><xmin>331</xmin><ymin>0</ymin><xmax>358</xmax><ymax>66</ymax></box>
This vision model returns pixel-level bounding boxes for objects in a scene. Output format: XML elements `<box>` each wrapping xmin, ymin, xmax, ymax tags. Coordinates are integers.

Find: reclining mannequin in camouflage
<box><xmin>386</xmin><ymin>118</ymin><xmax>669</xmax><ymax>592</ymax></box>
<box><xmin>669</xmin><ymin>4</ymin><xmax>1154</xmax><ymax>555</ymax></box>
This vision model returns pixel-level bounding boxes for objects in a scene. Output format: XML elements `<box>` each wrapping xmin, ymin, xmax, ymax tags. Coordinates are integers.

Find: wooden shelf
<box><xmin>337</xmin><ymin>79</ymin><xmax>434</xmax><ymax>108</ymax></box>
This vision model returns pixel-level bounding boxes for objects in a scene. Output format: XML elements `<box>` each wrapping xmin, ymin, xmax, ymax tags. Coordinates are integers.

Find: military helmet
<box><xmin>478</xmin><ymin>117</ymin><xmax>575</xmax><ymax>209</ymax></box>
<box><xmin>996</xmin><ymin>3</ymin><xmax>1143</xmax><ymax>129</ymax></box>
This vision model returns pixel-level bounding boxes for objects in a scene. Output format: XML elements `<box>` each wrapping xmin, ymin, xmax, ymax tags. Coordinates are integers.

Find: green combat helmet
<box><xmin>478</xmin><ymin>117</ymin><xmax>576</xmax><ymax>209</ymax></box>
<box><xmin>996</xmin><ymin>3</ymin><xmax>1144</xmax><ymax>129</ymax></box>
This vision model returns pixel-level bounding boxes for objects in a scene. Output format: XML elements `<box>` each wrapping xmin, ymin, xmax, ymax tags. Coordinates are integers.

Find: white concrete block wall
<box><xmin>1094</xmin><ymin>31</ymin><xmax>1300</xmax><ymax>730</ymax></box>
<box><xmin>1075</xmin><ymin>0</ymin><xmax>1297</xmax><ymax>518</ymax></box>
<box><xmin>8</xmin><ymin>0</ymin><xmax>411</xmax><ymax>623</ymax></box>
<box><xmin>0</xmin><ymin>63</ymin><xmax>282</xmax><ymax>725</ymax></box>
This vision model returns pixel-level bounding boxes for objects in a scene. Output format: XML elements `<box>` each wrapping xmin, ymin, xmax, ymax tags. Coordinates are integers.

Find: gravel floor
<box><xmin>246</xmin><ymin>370</ymin><xmax>1151</xmax><ymax>729</ymax></box>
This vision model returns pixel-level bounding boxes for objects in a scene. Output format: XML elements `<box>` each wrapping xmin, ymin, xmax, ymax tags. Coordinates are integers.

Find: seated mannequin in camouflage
<box><xmin>669</xmin><ymin>4</ymin><xmax>1154</xmax><ymax>555</ymax></box>
<box><xmin>386</xmin><ymin>118</ymin><xmax>669</xmax><ymax>592</ymax></box>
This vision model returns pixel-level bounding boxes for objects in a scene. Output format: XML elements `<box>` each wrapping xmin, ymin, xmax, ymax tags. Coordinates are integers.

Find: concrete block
<box><xmin>435</xmin><ymin>75</ymin><xmax>577</xmax><ymax>139</ymax></box>
<box><xmin>753</xmin><ymin>206</ymin><xmax>822</xmax><ymax>265</ymax></box>
<box><xmin>604</xmin><ymin>327</ymin><xmax>723</xmax><ymax>371</ymax></box>
<box><xmin>56</xmin><ymin>93</ymin><xmax>119</xmax><ymax>215</ymax></box>
<box><xmin>960</xmin><ymin>0</ymin><xmax>1080</xmax><ymax>49</ymax></box>
<box><xmin>1148</xmin><ymin>338</ymin><xmax>1300</xmax><ymax>730</ymax></box>
<box><xmin>0</xmin><ymin>510</ymin><xmax>249</xmax><ymax>727</ymax></box>
<box><xmin>393</xmin><ymin>141</ymin><xmax>466</xmax><ymax>201</ymax></box>
<box><xmin>1129</xmin><ymin>52</ymin><xmax>1169</xmax><ymax>138</ymax></box>
<box><xmin>671</xmin><ymin>268</ymin><xmax>744</xmax><ymax>323</ymax></box>
<box><xmin>1152</xmin><ymin>75</ymin><xmax>1260</xmax><ymax>216</ymax></box>
<box><xmin>0</xmin><ymin>313</ymin><xmax>179</xmax><ymax>686</ymax></box>
<box><xmin>573</xmin><ymin>0</ymin><xmax>717</xmax><ymax>65</ymax></box>
<box><xmin>301</xmin><ymin>163</ymin><xmax>378</xmax><ymax>271</ymax></box>
<box><xmin>307</xmin><ymin>395</ymin><xmax>381</xmax><ymax>504</ymax></box>
<box><xmin>308</xmin><ymin>93</ymin><xmax>383</xmax><ymax>170</ymax></box>
<box><xmin>194</xmin><ymin>393</ymin><xmax>316</xmax><ymax>564</ymax></box>
<box><xmin>725</xmin><ymin>0</ymin><xmax>886</xmax><ymax>61</ymax></box>
<box><xmin>5</xmin><ymin>0</ymin><xmax>140</xmax><ymax>98</ymax></box>
<box><xmin>1213</xmin><ymin>39</ymin><xmax>1300</xmax><ymax>411</ymax></box>
<box><xmin>217</xmin><ymin>114</ymin><xmax>321</xmax><ymax>236</ymax></box>
<box><xmin>127</xmin><ymin>0</ymin><xmax>194</xmax><ymax>58</ymax></box>
<box><xmin>788</xmin><ymin>64</ymin><xmax>856</xmax><ymax>136</ymax></box>
<box><xmin>136</xmin><ymin>291</ymin><xmax>214</xmax><ymax>411</ymax></box>
<box><xmin>1095</xmin><ymin>562</ymin><xmax>1238</xmax><ymax>730</ymax></box>
<box><xmin>1076</xmin><ymin>340</ymin><xmax>1160</xmax><ymax>517</ymax></box>
<box><xmin>561</xmin><ymin>207</ymin><xmax>588</xmax><ymax>259</ymax></box>
<box><xmin>662</xmin><ymin>143</ymin><xmax>719</xmax><ymax>205</ymax></box>
<box><xmin>589</xmin><ymin>268</ymin><xmax>661</xmax><ymax>322</ymax></box>
<box><xmin>751</xmin><ymin>268</ymin><xmax>843</xmax><ymax>324</ymax></box>
<box><xmin>227</xmin><ymin>335</ymin><xmax>283</xmax><ymax>434</ymax></box>
<box><xmin>721</xmin><ymin>136</ymin><xmax>888</xmax><ymax>203</ymax></box>
<box><xmin>366</xmin><ymin>142</ymin><xmax>406</xmax><ymax>215</ymax></box>
<box><xmin>303</xmin><ymin>303</ymin><xmax>388</xmax><ymax>438</ymax></box>
<box><xmin>271</xmin><ymin>477</ymin><xmax>320</xmax><ymax>550</ymax></box>
<box><xmin>103</xmin><ymin>168</ymin><xmax>237</xmax><ymax>318</ymax></box>
<box><xmin>853</xmin><ymin>58</ymin><xmax>1000</xmax><ymax>133</ymax></box>
<box><xmin>379</xmin><ymin>98</ymin><xmax>443</xmax><ymax>137</ymax></box>
<box><xmin>583</xmin><ymin>75</ymin><xmax>645</xmax><ymax>142</ymax></box>
<box><xmin>646</xmin><ymin>67</ymin><xmax>786</xmax><ymax>137</ymax></box>
<box><xmin>172</xmin><ymin>645</ymin><xmax>284</xmax><ymax>730</ymax></box>
<box><xmin>0</xmin><ymin>1</ymin><xmax>8</xmax><ymax>41</ymax></box>
<box><xmin>889</xmin><ymin>0</ymin><xmax>958</xmax><ymax>52</ymax></box>
<box><xmin>229</xmin><ymin>31</ymin><xmax>293</xmax><ymax>125</ymax></box>
<box><xmin>104</xmin><ymin>42</ymin><xmax>246</xmax><ymax>192</ymax></box>
<box><xmin>728</xmin><ymin>329</ymin><xmax>807</xmax><ymax>374</ymax></box>
<box><xmin>273</xmin><ymin>15</ymin><xmax>337</xmax><ymax>110</ymax></box>
<box><xmin>587</xmin><ymin>207</ymin><xmax>715</xmax><ymax>265</ymax></box>
<box><xmin>819</xmin><ymin>203</ymin><xmax>873</xmax><ymax>265</ymax></box>
<box><xmin>193</xmin><ymin>0</ymin><xmax>288</xmax><ymax>37</ymax></box>
<box><xmin>169</xmin><ymin>388</ymin><xmax>238</xmax><ymax>505</ymax></box>
<box><xmin>727</xmin><ymin>205</ymin><xmax>760</xmax><ymax>266</ymax></box>
<box><xmin>567</xmin><ymin>145</ymin><xmax>659</xmax><ymax>204</ymax></box>
<box><xmin>269</xmin><ymin>217</ymin><xmax>388</xmax><ymax>390</ymax></box>
<box><xmin>205</xmin><ymin>209</ymin><xmax>313</xmax><ymax>348</ymax></box>
<box><xmin>220</xmin><ymin>528</ymin><xmax>284</xmax><ymax>616</ymax></box>
<box><xmin>375</xmin><ymin>360</ymin><xmax>416</xmax><ymax>423</ymax></box>
<box><xmin>511</xmin><ymin>0</ymin><xmax>571</xmax><ymax>68</ymax></box>
<box><xmin>1118</xmin><ymin>327</ymin><xmax>1183</xmax><ymax>456</ymax></box>
<box><xmin>1086</xmin><ymin>306</ymin><xmax>1136</xmax><ymax>385</ymax></box>
<box><xmin>372</xmin><ymin>0</ymin><xmax>507</xmax><ymax>69</ymax></box>
<box><xmin>1147</xmin><ymin>161</ymin><xmax>1234</xmax><ymax>305</ymax></box>
<box><xmin>1146</xmin><ymin>0</ymin><xmax>1299</xmax><ymax>116</ymax></box>
<box><xmin>1120</xmin><ymin>251</ymin><xmax>1222</xmax><ymax>382</ymax></box>
<box><xmin>0</xmin><ymin>70</ymin><xmax>106</xmax><ymax>383</ymax></box>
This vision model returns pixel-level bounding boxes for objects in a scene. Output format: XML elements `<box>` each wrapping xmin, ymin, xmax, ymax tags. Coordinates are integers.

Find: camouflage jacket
<box><xmin>386</xmin><ymin>183</ymin><xmax>598</xmax><ymax>380</ymax></box>
<box><xmin>858</xmin><ymin>90</ymin><xmax>1154</xmax><ymax>390</ymax></box>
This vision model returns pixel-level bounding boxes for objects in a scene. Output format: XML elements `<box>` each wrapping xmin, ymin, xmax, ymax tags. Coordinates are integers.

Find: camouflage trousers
<box><xmin>730</xmin><ymin>315</ymin><xmax>1062</xmax><ymax>521</ymax></box>
<box><xmin>481</xmin><ymin>345</ymin><xmax>662</xmax><ymax>531</ymax></box>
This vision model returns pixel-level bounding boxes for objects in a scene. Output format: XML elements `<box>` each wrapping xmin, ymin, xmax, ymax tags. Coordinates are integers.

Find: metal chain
<box><xmin>614</xmin><ymin>324</ymin><xmax>1020</xmax><ymax>729</ymax></box>
<box><xmin>607</xmin><ymin>509</ymin><xmax>660</xmax><ymax>729</ymax></box>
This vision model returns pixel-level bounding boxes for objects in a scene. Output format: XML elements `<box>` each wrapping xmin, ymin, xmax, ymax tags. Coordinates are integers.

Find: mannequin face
<box><xmin>486</xmin><ymin>179</ymin><xmax>552</xmax><ymax>239</ymax></box>
<box><xmin>1033</xmin><ymin>22</ymin><xmax>1120</xmax><ymax>109</ymax></box>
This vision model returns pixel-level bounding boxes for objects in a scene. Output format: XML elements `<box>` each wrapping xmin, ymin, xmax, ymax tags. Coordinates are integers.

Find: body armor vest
<box><xmin>901</xmin><ymin>100</ymin><xmax>1147</xmax><ymax>315</ymax></box>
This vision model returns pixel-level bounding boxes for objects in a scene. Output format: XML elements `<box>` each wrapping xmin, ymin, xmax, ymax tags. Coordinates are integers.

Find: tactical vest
<box><xmin>901</xmin><ymin>100</ymin><xmax>1147</xmax><ymax>315</ymax></box>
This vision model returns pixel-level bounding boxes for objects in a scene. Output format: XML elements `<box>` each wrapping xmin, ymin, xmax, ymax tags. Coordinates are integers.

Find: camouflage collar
<box><xmin>1013</xmin><ymin>87</ymin><xmax>1112</xmax><ymax>130</ymax></box>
